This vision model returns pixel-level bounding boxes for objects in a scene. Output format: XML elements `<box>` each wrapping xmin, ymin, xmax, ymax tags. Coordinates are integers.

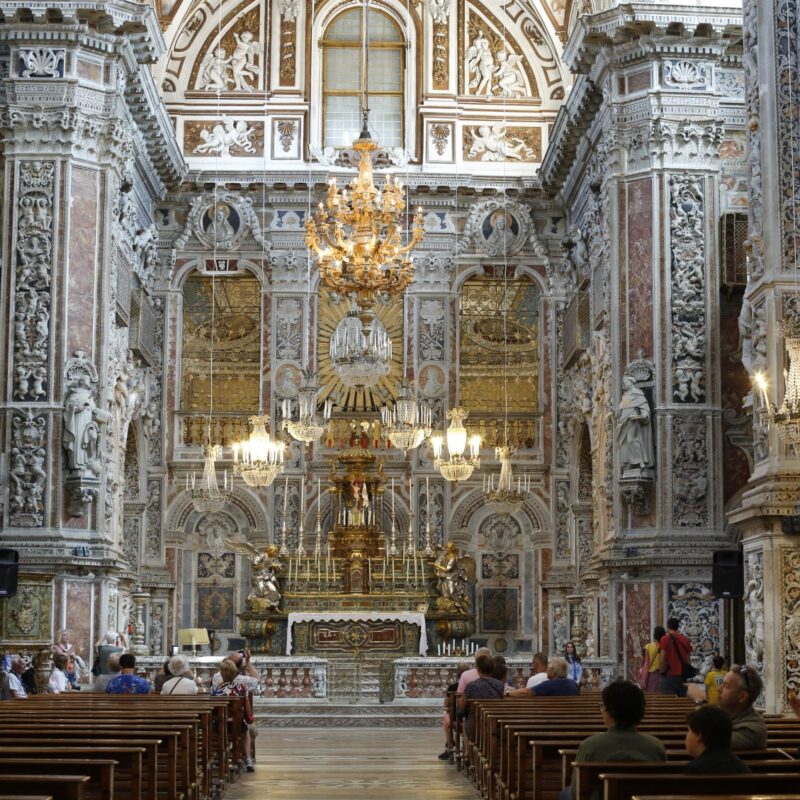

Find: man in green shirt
<box><xmin>566</xmin><ymin>679</ymin><xmax>666</xmax><ymax>800</ymax></box>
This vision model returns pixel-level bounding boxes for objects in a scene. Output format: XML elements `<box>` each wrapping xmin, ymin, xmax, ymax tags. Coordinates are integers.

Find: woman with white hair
<box><xmin>161</xmin><ymin>654</ymin><xmax>199</xmax><ymax>695</ymax></box>
<box><xmin>94</xmin><ymin>631</ymin><xmax>125</xmax><ymax>676</ymax></box>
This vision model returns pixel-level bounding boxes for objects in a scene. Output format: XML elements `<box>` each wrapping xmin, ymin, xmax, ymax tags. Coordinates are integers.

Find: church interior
<box><xmin>1</xmin><ymin>0</ymin><xmax>800</xmax><ymax>795</ymax></box>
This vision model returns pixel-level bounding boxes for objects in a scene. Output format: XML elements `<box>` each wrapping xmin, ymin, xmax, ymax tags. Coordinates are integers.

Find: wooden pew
<box><xmin>0</xmin><ymin>760</ymin><xmax>115</xmax><ymax>800</ymax></box>
<box><xmin>575</xmin><ymin>760</ymin><xmax>800</xmax><ymax>800</ymax></box>
<box><xmin>0</xmin><ymin>748</ymin><xmax>143</xmax><ymax>800</ymax></box>
<box><xmin>0</xmin><ymin>776</ymin><xmax>89</xmax><ymax>800</ymax></box>
<box><xmin>601</xmin><ymin>772</ymin><xmax>800</xmax><ymax>800</ymax></box>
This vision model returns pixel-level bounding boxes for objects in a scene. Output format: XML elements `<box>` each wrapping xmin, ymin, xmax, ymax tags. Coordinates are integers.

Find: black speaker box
<box><xmin>712</xmin><ymin>549</ymin><xmax>743</xmax><ymax>599</ymax></box>
<box><xmin>0</xmin><ymin>548</ymin><xmax>19</xmax><ymax>598</ymax></box>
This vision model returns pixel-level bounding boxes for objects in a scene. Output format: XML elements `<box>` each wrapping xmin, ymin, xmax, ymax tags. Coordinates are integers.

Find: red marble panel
<box><xmin>720</xmin><ymin>297</ymin><xmax>752</xmax><ymax>505</ymax></box>
<box><xmin>625</xmin><ymin>582</ymin><xmax>652</xmax><ymax>680</ymax></box>
<box><xmin>66</xmin><ymin>167</ymin><xmax>99</xmax><ymax>356</ymax></box>
<box><xmin>64</xmin><ymin>581</ymin><xmax>93</xmax><ymax>667</ymax></box>
<box><xmin>626</xmin><ymin>178</ymin><xmax>653</xmax><ymax>363</ymax></box>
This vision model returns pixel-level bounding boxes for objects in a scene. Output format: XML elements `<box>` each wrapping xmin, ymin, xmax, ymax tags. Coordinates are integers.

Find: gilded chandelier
<box><xmin>233</xmin><ymin>414</ymin><xmax>286</xmax><ymax>487</ymax></box>
<box><xmin>304</xmin><ymin>118</ymin><xmax>425</xmax><ymax>313</ymax></box>
<box><xmin>431</xmin><ymin>407</ymin><xmax>481</xmax><ymax>482</ymax></box>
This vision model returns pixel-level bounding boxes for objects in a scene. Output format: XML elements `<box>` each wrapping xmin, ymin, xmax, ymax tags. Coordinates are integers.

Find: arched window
<box><xmin>321</xmin><ymin>7</ymin><xmax>404</xmax><ymax>148</ymax></box>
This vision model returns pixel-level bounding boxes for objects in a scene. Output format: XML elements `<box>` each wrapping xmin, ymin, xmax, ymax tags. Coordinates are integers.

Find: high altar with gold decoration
<box><xmin>237</xmin><ymin>441</ymin><xmax>475</xmax><ymax>658</ymax></box>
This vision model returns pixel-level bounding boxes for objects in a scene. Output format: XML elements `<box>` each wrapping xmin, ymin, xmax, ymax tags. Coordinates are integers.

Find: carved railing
<box><xmin>394</xmin><ymin>656</ymin><xmax>534</xmax><ymax>701</ymax></box>
<box><xmin>178</xmin><ymin>413</ymin><xmax>250</xmax><ymax>447</ymax></box>
<box><xmin>469</xmin><ymin>417</ymin><xmax>539</xmax><ymax>450</ymax></box>
<box><xmin>137</xmin><ymin>655</ymin><xmax>327</xmax><ymax>700</ymax></box>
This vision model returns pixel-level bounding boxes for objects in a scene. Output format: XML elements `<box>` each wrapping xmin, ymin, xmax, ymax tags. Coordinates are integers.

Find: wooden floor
<box><xmin>227</xmin><ymin>727</ymin><xmax>477</xmax><ymax>799</ymax></box>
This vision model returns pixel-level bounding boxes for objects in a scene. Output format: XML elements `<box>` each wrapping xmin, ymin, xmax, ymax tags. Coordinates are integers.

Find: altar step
<box><xmin>254</xmin><ymin>701</ymin><xmax>443</xmax><ymax>728</ymax></box>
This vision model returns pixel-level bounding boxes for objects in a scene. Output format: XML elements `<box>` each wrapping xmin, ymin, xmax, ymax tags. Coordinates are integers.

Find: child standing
<box><xmin>704</xmin><ymin>655</ymin><xmax>726</xmax><ymax>704</ymax></box>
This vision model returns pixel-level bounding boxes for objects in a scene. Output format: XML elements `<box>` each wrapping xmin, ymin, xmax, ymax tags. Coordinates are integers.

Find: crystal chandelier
<box><xmin>381</xmin><ymin>383</ymin><xmax>432</xmax><ymax>453</ymax></box>
<box><xmin>233</xmin><ymin>414</ymin><xmax>286</xmax><ymax>487</ymax></box>
<box><xmin>483</xmin><ymin>445</ymin><xmax>529</xmax><ymax>513</ymax></box>
<box><xmin>189</xmin><ymin>445</ymin><xmax>231</xmax><ymax>513</ymax></box>
<box><xmin>304</xmin><ymin>118</ymin><xmax>424</xmax><ymax>314</ymax></box>
<box><xmin>756</xmin><ymin>319</ymin><xmax>800</xmax><ymax>444</ymax></box>
<box><xmin>431</xmin><ymin>407</ymin><xmax>481</xmax><ymax>482</ymax></box>
<box><xmin>281</xmin><ymin>373</ymin><xmax>332</xmax><ymax>443</ymax></box>
<box><xmin>329</xmin><ymin>307</ymin><xmax>392</xmax><ymax>388</ymax></box>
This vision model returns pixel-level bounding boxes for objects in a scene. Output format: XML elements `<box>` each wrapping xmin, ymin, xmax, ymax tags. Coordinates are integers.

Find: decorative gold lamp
<box><xmin>431</xmin><ymin>407</ymin><xmax>481</xmax><ymax>482</ymax></box>
<box><xmin>304</xmin><ymin>116</ymin><xmax>424</xmax><ymax>316</ymax></box>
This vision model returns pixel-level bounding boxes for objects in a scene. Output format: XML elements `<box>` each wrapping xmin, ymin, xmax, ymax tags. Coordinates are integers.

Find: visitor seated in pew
<box><xmin>212</xmin><ymin>648</ymin><xmax>259</xmax><ymax>692</ymax></box>
<box><xmin>93</xmin><ymin>652</ymin><xmax>121</xmax><ymax>692</ymax></box>
<box><xmin>684</xmin><ymin>704</ymin><xmax>751</xmax><ymax>774</ymax></box>
<box><xmin>458</xmin><ymin>652</ymin><xmax>505</xmax><ymax>736</ymax></box>
<box><xmin>153</xmin><ymin>658</ymin><xmax>172</xmax><ymax>692</ymax></box>
<box><xmin>1</xmin><ymin>655</ymin><xmax>28</xmax><ymax>700</ymax></box>
<box><xmin>525</xmin><ymin>652</ymin><xmax>548</xmax><ymax>690</ymax></box>
<box><xmin>456</xmin><ymin>646</ymin><xmax>493</xmax><ymax>697</ymax></box>
<box><xmin>718</xmin><ymin>664</ymin><xmax>767</xmax><ymax>750</ymax></box>
<box><xmin>106</xmin><ymin>653</ymin><xmax>152</xmax><ymax>694</ymax></box>
<box><xmin>564</xmin><ymin>679</ymin><xmax>665</xmax><ymax>800</ymax></box>
<box><xmin>492</xmin><ymin>655</ymin><xmax>512</xmax><ymax>692</ymax></box>
<box><xmin>161</xmin><ymin>654</ymin><xmax>199</xmax><ymax>695</ymax></box>
<box><xmin>439</xmin><ymin>662</ymin><xmax>470</xmax><ymax>760</ymax></box>
<box><xmin>48</xmin><ymin>652</ymin><xmax>72</xmax><ymax>693</ymax></box>
<box><xmin>509</xmin><ymin>657</ymin><xmax>580</xmax><ymax>697</ymax></box>
<box><xmin>212</xmin><ymin>657</ymin><xmax>256</xmax><ymax>772</ymax></box>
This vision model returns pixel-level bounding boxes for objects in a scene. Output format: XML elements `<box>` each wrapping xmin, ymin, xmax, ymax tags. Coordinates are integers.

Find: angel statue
<box><xmin>199</xmin><ymin>46</ymin><xmax>231</xmax><ymax>92</ymax></box>
<box><xmin>432</xmin><ymin>541</ymin><xmax>474</xmax><ymax>614</ymax></box>
<box><xmin>230</xmin><ymin>31</ymin><xmax>262</xmax><ymax>91</ymax></box>
<box><xmin>226</xmin><ymin>540</ymin><xmax>283</xmax><ymax>612</ymax></box>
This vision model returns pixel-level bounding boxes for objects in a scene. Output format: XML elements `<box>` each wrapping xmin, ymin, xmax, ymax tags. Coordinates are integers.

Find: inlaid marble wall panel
<box><xmin>667</xmin><ymin>582</ymin><xmax>719</xmax><ymax>667</ymax></box>
<box><xmin>620</xmin><ymin>178</ymin><xmax>654</xmax><ymax>366</ymax></box>
<box><xmin>623</xmin><ymin>582</ymin><xmax>651</xmax><ymax>680</ymax></box>
<box><xmin>64</xmin><ymin>580</ymin><xmax>93</xmax><ymax>666</ymax></box>
<box><xmin>66</xmin><ymin>166</ymin><xmax>100</xmax><ymax>357</ymax></box>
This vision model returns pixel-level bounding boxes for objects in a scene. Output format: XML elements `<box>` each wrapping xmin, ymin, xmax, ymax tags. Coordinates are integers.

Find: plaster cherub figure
<box><xmin>230</xmin><ymin>31</ymin><xmax>262</xmax><ymax>91</ymax></box>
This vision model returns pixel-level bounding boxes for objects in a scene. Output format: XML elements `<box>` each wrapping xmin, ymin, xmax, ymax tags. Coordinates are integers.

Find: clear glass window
<box><xmin>322</xmin><ymin>8</ymin><xmax>404</xmax><ymax>148</ymax></box>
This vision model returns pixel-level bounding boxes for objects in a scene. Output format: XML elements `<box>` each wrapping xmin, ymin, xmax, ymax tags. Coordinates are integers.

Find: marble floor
<box><xmin>225</xmin><ymin>728</ymin><xmax>477</xmax><ymax>799</ymax></box>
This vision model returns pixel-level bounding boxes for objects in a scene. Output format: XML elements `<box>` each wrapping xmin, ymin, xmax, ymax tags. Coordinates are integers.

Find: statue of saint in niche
<box><xmin>617</xmin><ymin>376</ymin><xmax>654</xmax><ymax>474</ymax></box>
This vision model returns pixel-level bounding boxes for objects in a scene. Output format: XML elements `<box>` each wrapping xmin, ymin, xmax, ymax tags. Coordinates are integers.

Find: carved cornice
<box><xmin>564</xmin><ymin>4</ymin><xmax>743</xmax><ymax>75</ymax></box>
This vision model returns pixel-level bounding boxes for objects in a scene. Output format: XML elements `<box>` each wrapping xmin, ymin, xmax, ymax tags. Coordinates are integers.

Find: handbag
<box><xmin>669</xmin><ymin>633</ymin><xmax>697</xmax><ymax>680</ymax></box>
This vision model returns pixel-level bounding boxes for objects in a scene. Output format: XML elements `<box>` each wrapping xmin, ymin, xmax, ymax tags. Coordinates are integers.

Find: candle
<box><xmin>185</xmin><ymin>475</ymin><xmax>188</xmax><ymax>491</ymax></box>
<box><xmin>391</xmin><ymin>477</ymin><xmax>395</xmax><ymax>515</ymax></box>
<box><xmin>325</xmin><ymin>559</ymin><xmax>329</xmax><ymax>583</ymax></box>
<box><xmin>426</xmin><ymin>476</ymin><xmax>430</xmax><ymax>520</ymax></box>
<box><xmin>392</xmin><ymin>559</ymin><xmax>396</xmax><ymax>583</ymax></box>
<box><xmin>318</xmin><ymin>477</ymin><xmax>321</xmax><ymax>506</ymax></box>
<box><xmin>414</xmin><ymin>554</ymin><xmax>418</xmax><ymax>583</ymax></box>
<box><xmin>438</xmin><ymin>643</ymin><xmax>442</xmax><ymax>656</ymax></box>
<box><xmin>368</xmin><ymin>557</ymin><xmax>372</xmax><ymax>586</ymax></box>
<box><xmin>462</xmin><ymin>638</ymin><xmax>465</xmax><ymax>651</ymax></box>
<box><xmin>300</xmin><ymin>480</ymin><xmax>305</xmax><ymax>516</ymax></box>
<box><xmin>406</xmin><ymin>559</ymin><xmax>410</xmax><ymax>582</ymax></box>
<box><xmin>283</xmin><ymin>476</ymin><xmax>289</xmax><ymax>515</ymax></box>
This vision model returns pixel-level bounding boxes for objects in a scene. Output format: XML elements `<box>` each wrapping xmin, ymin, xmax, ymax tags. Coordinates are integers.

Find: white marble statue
<box><xmin>199</xmin><ymin>46</ymin><xmax>231</xmax><ymax>91</ymax></box>
<box><xmin>63</xmin><ymin>374</ymin><xmax>110</xmax><ymax>477</ymax></box>
<box><xmin>466</xmin><ymin>34</ymin><xmax>495</xmax><ymax>96</ymax></box>
<box><xmin>617</xmin><ymin>376</ymin><xmax>654</xmax><ymax>472</ymax></box>
<box><xmin>230</xmin><ymin>32</ymin><xmax>262</xmax><ymax>91</ymax></box>
<box><xmin>468</xmin><ymin>124</ymin><xmax>534</xmax><ymax>161</ymax></box>
<box><xmin>194</xmin><ymin>117</ymin><xmax>256</xmax><ymax>157</ymax></box>
<box><xmin>495</xmin><ymin>50</ymin><xmax>526</xmax><ymax>97</ymax></box>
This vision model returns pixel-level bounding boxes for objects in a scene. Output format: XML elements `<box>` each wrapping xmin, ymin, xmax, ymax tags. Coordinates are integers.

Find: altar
<box><xmin>236</xmin><ymin>443</ymin><xmax>476</xmax><ymax>658</ymax></box>
<box><xmin>286</xmin><ymin>611</ymin><xmax>429</xmax><ymax>656</ymax></box>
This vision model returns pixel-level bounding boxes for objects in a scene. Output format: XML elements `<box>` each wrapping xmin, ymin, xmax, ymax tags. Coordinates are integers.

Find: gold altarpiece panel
<box><xmin>181</xmin><ymin>271</ymin><xmax>262</xmax><ymax>413</ymax></box>
<box><xmin>459</xmin><ymin>274</ymin><xmax>540</xmax><ymax>413</ymax></box>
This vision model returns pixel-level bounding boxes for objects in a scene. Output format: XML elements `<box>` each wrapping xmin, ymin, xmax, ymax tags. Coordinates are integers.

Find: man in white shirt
<box><xmin>507</xmin><ymin>652</ymin><xmax>549</xmax><ymax>696</ymax></box>
<box><xmin>2</xmin><ymin>656</ymin><xmax>28</xmax><ymax>700</ymax></box>
<box><xmin>526</xmin><ymin>653</ymin><xmax>549</xmax><ymax>689</ymax></box>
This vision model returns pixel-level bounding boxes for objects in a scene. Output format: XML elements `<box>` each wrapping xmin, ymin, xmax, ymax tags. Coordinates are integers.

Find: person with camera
<box><xmin>211</xmin><ymin>648</ymin><xmax>259</xmax><ymax>692</ymax></box>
